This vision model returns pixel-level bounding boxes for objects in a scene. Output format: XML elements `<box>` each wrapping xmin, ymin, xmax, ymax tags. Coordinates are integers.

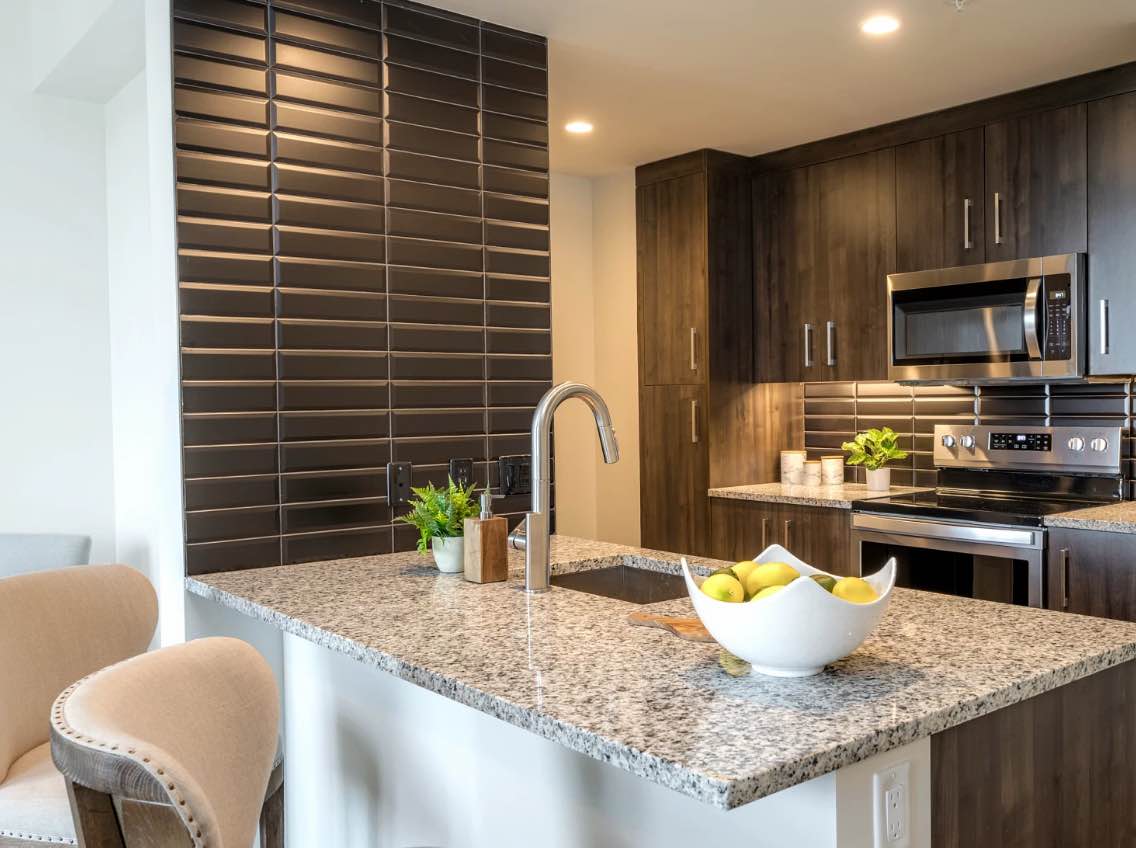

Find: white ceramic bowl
<box><xmin>682</xmin><ymin>545</ymin><xmax>896</xmax><ymax>677</ymax></box>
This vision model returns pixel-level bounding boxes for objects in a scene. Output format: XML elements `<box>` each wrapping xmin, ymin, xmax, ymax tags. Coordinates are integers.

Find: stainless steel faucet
<box><xmin>508</xmin><ymin>382</ymin><xmax>620</xmax><ymax>592</ymax></box>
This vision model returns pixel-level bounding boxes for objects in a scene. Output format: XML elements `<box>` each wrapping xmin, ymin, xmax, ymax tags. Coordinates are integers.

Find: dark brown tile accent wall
<box><xmin>174</xmin><ymin>0</ymin><xmax>549</xmax><ymax>574</ymax></box>
<box><xmin>805</xmin><ymin>381</ymin><xmax>1134</xmax><ymax>490</ymax></box>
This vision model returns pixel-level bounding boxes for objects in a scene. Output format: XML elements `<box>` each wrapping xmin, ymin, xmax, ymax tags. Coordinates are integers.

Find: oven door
<box><xmin>851</xmin><ymin>513</ymin><xmax>1046</xmax><ymax>607</ymax></box>
<box><xmin>887</xmin><ymin>254</ymin><xmax>1083</xmax><ymax>383</ymax></box>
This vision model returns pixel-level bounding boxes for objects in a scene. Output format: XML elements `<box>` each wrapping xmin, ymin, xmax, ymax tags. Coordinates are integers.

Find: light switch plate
<box><xmin>386</xmin><ymin>461</ymin><xmax>412</xmax><ymax>507</ymax></box>
<box><xmin>873</xmin><ymin>760</ymin><xmax>910</xmax><ymax>847</ymax></box>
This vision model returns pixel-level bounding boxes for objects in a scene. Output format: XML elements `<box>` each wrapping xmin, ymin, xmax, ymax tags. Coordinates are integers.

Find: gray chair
<box><xmin>0</xmin><ymin>535</ymin><xmax>91</xmax><ymax>578</ymax></box>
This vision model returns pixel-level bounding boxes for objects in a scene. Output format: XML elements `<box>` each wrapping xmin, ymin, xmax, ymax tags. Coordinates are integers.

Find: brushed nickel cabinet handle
<box><xmin>993</xmin><ymin>192</ymin><xmax>1003</xmax><ymax>245</ymax></box>
<box><xmin>690</xmin><ymin>399</ymin><xmax>699</xmax><ymax>444</ymax></box>
<box><xmin>825</xmin><ymin>321</ymin><xmax>836</xmax><ymax>367</ymax></box>
<box><xmin>1060</xmin><ymin>548</ymin><xmax>1070</xmax><ymax>610</ymax></box>
<box><xmin>689</xmin><ymin>327</ymin><xmax>698</xmax><ymax>372</ymax></box>
<box><xmin>804</xmin><ymin>323</ymin><xmax>814</xmax><ymax>368</ymax></box>
<box><xmin>1100</xmin><ymin>299</ymin><xmax>1110</xmax><ymax>356</ymax></box>
<box><xmin>761</xmin><ymin>518</ymin><xmax>769</xmax><ymax>549</ymax></box>
<box><xmin>963</xmin><ymin>198</ymin><xmax>974</xmax><ymax>250</ymax></box>
<box><xmin>783</xmin><ymin>519</ymin><xmax>793</xmax><ymax>548</ymax></box>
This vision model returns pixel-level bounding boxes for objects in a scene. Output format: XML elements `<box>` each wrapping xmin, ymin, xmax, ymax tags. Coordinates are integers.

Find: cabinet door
<box><xmin>636</xmin><ymin>173</ymin><xmax>708</xmax><ymax>385</ymax></box>
<box><xmin>814</xmin><ymin>149</ymin><xmax>896</xmax><ymax>381</ymax></box>
<box><xmin>710</xmin><ymin>499</ymin><xmax>853</xmax><ymax>576</ymax></box>
<box><xmin>985</xmin><ymin>104</ymin><xmax>1087</xmax><ymax>262</ymax></box>
<box><xmin>895</xmin><ymin>128</ymin><xmax>985</xmax><ymax>272</ymax></box>
<box><xmin>1088</xmin><ymin>92</ymin><xmax>1136</xmax><ymax>376</ymax></box>
<box><xmin>639</xmin><ymin>385</ymin><xmax>709</xmax><ymax>555</ymax></box>
<box><xmin>754</xmin><ymin>167</ymin><xmax>816</xmax><ymax>383</ymax></box>
<box><xmin>1048</xmin><ymin>528</ymin><xmax>1136</xmax><ymax>622</ymax></box>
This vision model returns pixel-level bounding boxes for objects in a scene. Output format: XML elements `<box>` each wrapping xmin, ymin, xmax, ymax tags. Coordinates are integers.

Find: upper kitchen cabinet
<box><xmin>1088</xmin><ymin>92</ymin><xmax>1136</xmax><ymax>376</ymax></box>
<box><xmin>636</xmin><ymin>168</ymin><xmax>709</xmax><ymax>386</ymax></box>
<box><xmin>894</xmin><ymin>128</ymin><xmax>986</xmax><ymax>272</ymax></box>
<box><xmin>984</xmin><ymin>104</ymin><xmax>1087</xmax><ymax>262</ymax></box>
<box><xmin>755</xmin><ymin>148</ymin><xmax>895</xmax><ymax>383</ymax></box>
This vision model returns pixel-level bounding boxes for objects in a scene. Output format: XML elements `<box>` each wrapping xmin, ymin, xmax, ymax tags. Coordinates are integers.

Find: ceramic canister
<box><xmin>821</xmin><ymin>455</ymin><xmax>844</xmax><ymax>485</ymax></box>
<box><xmin>802</xmin><ymin>460</ymin><xmax>823</xmax><ymax>487</ymax></box>
<box><xmin>780</xmin><ymin>450</ymin><xmax>807</xmax><ymax>484</ymax></box>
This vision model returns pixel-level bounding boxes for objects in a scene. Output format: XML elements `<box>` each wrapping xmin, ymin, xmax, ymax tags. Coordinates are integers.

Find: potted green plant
<box><xmin>396</xmin><ymin>478</ymin><xmax>481</xmax><ymax>573</ymax></box>
<box><xmin>841</xmin><ymin>427</ymin><xmax>908</xmax><ymax>492</ymax></box>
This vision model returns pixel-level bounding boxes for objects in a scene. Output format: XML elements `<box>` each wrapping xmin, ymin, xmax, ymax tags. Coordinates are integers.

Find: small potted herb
<box><xmin>841</xmin><ymin>427</ymin><xmax>908</xmax><ymax>492</ymax></box>
<box><xmin>396</xmin><ymin>478</ymin><xmax>481</xmax><ymax>573</ymax></box>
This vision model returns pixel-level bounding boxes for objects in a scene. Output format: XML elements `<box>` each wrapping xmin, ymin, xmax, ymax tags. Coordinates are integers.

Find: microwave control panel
<box><xmin>1044</xmin><ymin>276</ymin><xmax>1071</xmax><ymax>360</ymax></box>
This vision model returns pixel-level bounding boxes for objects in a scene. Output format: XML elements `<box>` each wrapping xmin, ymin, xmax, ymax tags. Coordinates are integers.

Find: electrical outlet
<box><xmin>498</xmin><ymin>455</ymin><xmax>531</xmax><ymax>496</ymax></box>
<box><xmin>872</xmin><ymin>760</ymin><xmax>910</xmax><ymax>847</ymax></box>
<box><xmin>448</xmin><ymin>458</ymin><xmax>474</xmax><ymax>488</ymax></box>
<box><xmin>386</xmin><ymin>461</ymin><xmax>412</xmax><ymax>507</ymax></box>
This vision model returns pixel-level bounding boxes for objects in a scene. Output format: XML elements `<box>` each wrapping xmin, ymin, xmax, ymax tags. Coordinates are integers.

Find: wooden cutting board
<box><xmin>627</xmin><ymin>611</ymin><xmax>714</xmax><ymax>643</ymax></box>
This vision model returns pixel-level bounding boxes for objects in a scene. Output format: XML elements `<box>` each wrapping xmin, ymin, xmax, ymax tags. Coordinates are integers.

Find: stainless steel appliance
<box><xmin>887</xmin><ymin>254</ymin><xmax>1085</xmax><ymax>383</ymax></box>
<box><xmin>851</xmin><ymin>424</ymin><xmax>1122</xmax><ymax>607</ymax></box>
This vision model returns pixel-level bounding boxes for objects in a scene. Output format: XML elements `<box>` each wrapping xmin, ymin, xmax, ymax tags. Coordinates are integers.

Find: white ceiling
<box><xmin>439</xmin><ymin>0</ymin><xmax>1136</xmax><ymax>176</ymax></box>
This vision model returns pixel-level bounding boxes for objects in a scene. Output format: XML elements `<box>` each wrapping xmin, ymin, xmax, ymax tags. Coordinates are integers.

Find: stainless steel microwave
<box><xmin>887</xmin><ymin>254</ymin><xmax>1085</xmax><ymax>384</ymax></box>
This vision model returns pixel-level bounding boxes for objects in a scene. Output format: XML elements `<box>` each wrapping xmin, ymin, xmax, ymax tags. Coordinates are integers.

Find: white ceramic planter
<box><xmin>683</xmin><ymin>545</ymin><xmax>896</xmax><ymax>677</ymax></box>
<box><xmin>865</xmin><ymin>467</ymin><xmax>891</xmax><ymax>492</ymax></box>
<box><xmin>431</xmin><ymin>536</ymin><xmax>464</xmax><ymax>573</ymax></box>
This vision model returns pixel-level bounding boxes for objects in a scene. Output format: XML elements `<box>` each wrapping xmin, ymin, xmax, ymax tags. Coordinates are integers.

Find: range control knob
<box><xmin>1067</xmin><ymin>436</ymin><xmax>1086</xmax><ymax>452</ymax></box>
<box><xmin>941</xmin><ymin>434</ymin><xmax>956</xmax><ymax>448</ymax></box>
<box><xmin>960</xmin><ymin>434</ymin><xmax>976</xmax><ymax>449</ymax></box>
<box><xmin>1090</xmin><ymin>437</ymin><xmax>1109</xmax><ymax>453</ymax></box>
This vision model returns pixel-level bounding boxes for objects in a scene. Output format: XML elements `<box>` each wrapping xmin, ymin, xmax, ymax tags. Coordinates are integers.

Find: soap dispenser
<box><xmin>463</xmin><ymin>491</ymin><xmax>508</xmax><ymax>584</ymax></box>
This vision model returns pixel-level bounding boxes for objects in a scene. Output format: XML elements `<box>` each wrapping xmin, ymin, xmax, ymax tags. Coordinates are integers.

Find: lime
<box><xmin>810</xmin><ymin>574</ymin><xmax>837</xmax><ymax>593</ymax></box>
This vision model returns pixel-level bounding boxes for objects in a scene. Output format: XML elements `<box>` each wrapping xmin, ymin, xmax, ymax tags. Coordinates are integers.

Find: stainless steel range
<box><xmin>851</xmin><ymin>424</ymin><xmax>1123</xmax><ymax>607</ymax></box>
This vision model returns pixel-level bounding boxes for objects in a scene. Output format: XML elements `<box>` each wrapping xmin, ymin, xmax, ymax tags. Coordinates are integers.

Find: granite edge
<box><xmin>1044</xmin><ymin>514</ymin><xmax>1136</xmax><ymax>534</ymax></box>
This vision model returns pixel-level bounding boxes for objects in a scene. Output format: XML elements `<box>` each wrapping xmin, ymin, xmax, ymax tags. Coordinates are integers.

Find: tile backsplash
<box><xmin>804</xmin><ymin>382</ymin><xmax>1134</xmax><ymax>493</ymax></box>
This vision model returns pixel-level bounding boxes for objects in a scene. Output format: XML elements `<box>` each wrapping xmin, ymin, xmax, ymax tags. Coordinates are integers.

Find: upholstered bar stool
<box><xmin>0</xmin><ymin>565</ymin><xmax>157</xmax><ymax>846</ymax></box>
<box><xmin>50</xmin><ymin>637</ymin><xmax>282</xmax><ymax>848</ymax></box>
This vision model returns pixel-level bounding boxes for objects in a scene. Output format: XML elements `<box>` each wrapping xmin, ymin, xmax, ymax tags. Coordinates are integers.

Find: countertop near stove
<box><xmin>1045</xmin><ymin>501</ymin><xmax>1136</xmax><ymax>534</ymax></box>
<box><xmin>187</xmin><ymin>535</ymin><xmax>1136</xmax><ymax>810</ymax></box>
<box><xmin>709</xmin><ymin>482</ymin><xmax>932</xmax><ymax>508</ymax></box>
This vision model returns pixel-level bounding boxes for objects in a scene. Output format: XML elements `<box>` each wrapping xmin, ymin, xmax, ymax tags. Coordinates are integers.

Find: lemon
<box><xmin>833</xmin><ymin>577</ymin><xmax>879</xmax><ymax>604</ymax></box>
<box><xmin>731</xmin><ymin>560</ymin><xmax>759</xmax><ymax>584</ymax></box>
<box><xmin>745</xmin><ymin>561</ymin><xmax>799</xmax><ymax>596</ymax></box>
<box><xmin>810</xmin><ymin>574</ymin><xmax>837</xmax><ymax>593</ymax></box>
<box><xmin>701</xmin><ymin>573</ymin><xmax>745</xmax><ymax>603</ymax></box>
<box><xmin>748</xmin><ymin>584</ymin><xmax>786</xmax><ymax>602</ymax></box>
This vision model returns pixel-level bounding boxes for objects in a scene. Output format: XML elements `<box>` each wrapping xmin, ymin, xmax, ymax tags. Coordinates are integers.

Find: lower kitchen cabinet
<box><xmin>1047</xmin><ymin>527</ymin><xmax>1136</xmax><ymax>622</ymax></box>
<box><xmin>709</xmin><ymin>499</ymin><xmax>853</xmax><ymax>576</ymax></box>
<box><xmin>639</xmin><ymin>384</ymin><xmax>710</xmax><ymax>557</ymax></box>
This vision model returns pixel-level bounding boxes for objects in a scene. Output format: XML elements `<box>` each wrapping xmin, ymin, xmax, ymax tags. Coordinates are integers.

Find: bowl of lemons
<box><xmin>681</xmin><ymin>545</ymin><xmax>896</xmax><ymax>677</ymax></box>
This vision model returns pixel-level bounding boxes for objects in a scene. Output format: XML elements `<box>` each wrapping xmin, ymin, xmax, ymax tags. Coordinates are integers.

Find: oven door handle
<box><xmin>1023</xmin><ymin>276</ymin><xmax>1043</xmax><ymax>360</ymax></box>
<box><xmin>851</xmin><ymin>513</ymin><xmax>1041</xmax><ymax>548</ymax></box>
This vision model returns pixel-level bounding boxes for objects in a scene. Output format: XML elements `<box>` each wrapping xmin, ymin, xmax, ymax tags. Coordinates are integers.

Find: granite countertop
<box><xmin>187</xmin><ymin>535</ymin><xmax>1136</xmax><ymax>809</ymax></box>
<box><xmin>1045</xmin><ymin>501</ymin><xmax>1136</xmax><ymax>534</ymax></box>
<box><xmin>708</xmin><ymin>482</ymin><xmax>932</xmax><ymax>508</ymax></box>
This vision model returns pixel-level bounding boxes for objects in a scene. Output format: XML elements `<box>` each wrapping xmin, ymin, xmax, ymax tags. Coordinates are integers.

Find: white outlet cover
<box><xmin>873</xmin><ymin>760</ymin><xmax>911</xmax><ymax>848</ymax></box>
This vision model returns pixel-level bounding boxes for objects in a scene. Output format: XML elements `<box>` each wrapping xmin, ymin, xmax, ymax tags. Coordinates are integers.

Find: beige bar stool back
<box><xmin>0</xmin><ymin>565</ymin><xmax>157</xmax><ymax>846</ymax></box>
<box><xmin>49</xmin><ymin>637</ymin><xmax>282</xmax><ymax>848</ymax></box>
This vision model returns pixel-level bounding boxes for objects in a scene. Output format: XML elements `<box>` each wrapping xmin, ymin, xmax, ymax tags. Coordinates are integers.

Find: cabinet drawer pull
<box><xmin>761</xmin><ymin>518</ymin><xmax>769</xmax><ymax>550</ymax></box>
<box><xmin>1100</xmin><ymin>299</ymin><xmax>1110</xmax><ymax>356</ymax></box>
<box><xmin>963</xmin><ymin>198</ymin><xmax>974</xmax><ymax>250</ymax></box>
<box><xmin>690</xmin><ymin>399</ymin><xmax>699</xmax><ymax>444</ymax></box>
<box><xmin>783</xmin><ymin>519</ymin><xmax>793</xmax><ymax>548</ymax></box>
<box><xmin>825</xmin><ymin>321</ymin><xmax>836</xmax><ymax>367</ymax></box>
<box><xmin>1060</xmin><ymin>548</ymin><xmax>1070</xmax><ymax>610</ymax></box>
<box><xmin>804</xmin><ymin>323</ymin><xmax>814</xmax><ymax>368</ymax></box>
<box><xmin>993</xmin><ymin>192</ymin><xmax>1004</xmax><ymax>245</ymax></box>
<box><xmin>689</xmin><ymin>327</ymin><xmax>698</xmax><ymax>372</ymax></box>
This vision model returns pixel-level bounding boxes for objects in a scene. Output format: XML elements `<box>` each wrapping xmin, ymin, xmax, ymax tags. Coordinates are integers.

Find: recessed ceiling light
<box><xmin>861</xmin><ymin>14</ymin><xmax>900</xmax><ymax>35</ymax></box>
<box><xmin>565</xmin><ymin>120</ymin><xmax>594</xmax><ymax>135</ymax></box>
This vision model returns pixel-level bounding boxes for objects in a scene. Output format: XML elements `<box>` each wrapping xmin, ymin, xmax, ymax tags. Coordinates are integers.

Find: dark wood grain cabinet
<box><xmin>709</xmin><ymin>499</ymin><xmax>854</xmax><ymax>576</ymax></box>
<box><xmin>1088</xmin><ymin>92</ymin><xmax>1136</xmax><ymax>376</ymax></box>
<box><xmin>984</xmin><ymin>104</ymin><xmax>1087</xmax><ymax>262</ymax></box>
<box><xmin>1047</xmin><ymin>527</ymin><xmax>1136</xmax><ymax>622</ymax></box>
<box><xmin>894</xmin><ymin>128</ymin><xmax>986</xmax><ymax>272</ymax></box>
<box><xmin>754</xmin><ymin>149</ymin><xmax>894</xmax><ymax>383</ymax></box>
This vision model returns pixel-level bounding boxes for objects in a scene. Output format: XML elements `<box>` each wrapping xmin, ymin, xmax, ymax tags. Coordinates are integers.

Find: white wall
<box><xmin>0</xmin><ymin>7</ymin><xmax>118</xmax><ymax>563</ymax></box>
<box><xmin>550</xmin><ymin>170</ymin><xmax>640</xmax><ymax>546</ymax></box>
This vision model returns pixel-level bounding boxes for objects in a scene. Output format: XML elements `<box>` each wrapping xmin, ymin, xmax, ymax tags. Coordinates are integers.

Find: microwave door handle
<box><xmin>1023</xmin><ymin>277</ymin><xmax>1043</xmax><ymax>360</ymax></box>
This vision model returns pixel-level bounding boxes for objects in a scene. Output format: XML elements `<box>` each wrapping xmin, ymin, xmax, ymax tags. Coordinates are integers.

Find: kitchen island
<box><xmin>188</xmin><ymin>535</ymin><xmax>1136</xmax><ymax>847</ymax></box>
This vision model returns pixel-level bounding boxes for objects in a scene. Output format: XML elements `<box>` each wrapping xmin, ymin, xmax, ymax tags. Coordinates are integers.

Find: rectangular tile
<box><xmin>488</xmin><ymin>406</ymin><xmax>534</xmax><ymax>433</ymax></box>
<box><xmin>283</xmin><ymin>469</ymin><xmax>387</xmax><ymax>503</ymax></box>
<box><xmin>485</xmin><ymin>221</ymin><xmax>549</xmax><ymax>251</ymax></box>
<box><xmin>486</xmin><ymin>275</ymin><xmax>548</xmax><ymax>302</ymax></box>
<box><xmin>184</xmin><ymin>474</ymin><xmax>279</xmax><ymax>511</ymax></box>
<box><xmin>174</xmin><ymin>54</ymin><xmax>267</xmax><ymax>95</ymax></box>
<box><xmin>392</xmin><ymin>409</ymin><xmax>484</xmax><ymax>437</ymax></box>
<box><xmin>186</xmin><ymin>505</ymin><xmax>279</xmax><ymax>544</ymax></box>
<box><xmin>384</xmin><ymin>92</ymin><xmax>478</xmax><ymax>135</ymax></box>
<box><xmin>274</xmin><ymin>162</ymin><xmax>383</xmax><ymax>203</ymax></box>
<box><xmin>182</xmin><ymin>350</ymin><xmax>276</xmax><ymax>380</ymax></box>
<box><xmin>175</xmin><ymin>87</ymin><xmax>268</xmax><ymax>126</ymax></box>
<box><xmin>481</xmin><ymin>84</ymin><xmax>547</xmax><ymax>120</ymax></box>
<box><xmin>180</xmin><ymin>283</ymin><xmax>273</xmax><ymax>317</ymax></box>
<box><xmin>273</xmin><ymin>0</ymin><xmax>382</xmax><ymax>30</ymax></box>
<box><xmin>384</xmin><ymin>33</ymin><xmax>479</xmax><ymax>80</ymax></box>
<box><xmin>182</xmin><ymin>412</ymin><xmax>277</xmax><ymax>445</ymax></box>
<box><xmin>273</xmin><ymin>10</ymin><xmax>380</xmax><ymax>57</ymax></box>
<box><xmin>274</xmin><ymin>70</ymin><xmax>382</xmax><ymax>114</ymax></box>
<box><xmin>277</xmin><ymin>225</ymin><xmax>386</xmax><ymax>262</ymax></box>
<box><xmin>280</xmin><ymin>410</ymin><xmax>389</xmax><ymax>440</ymax></box>
<box><xmin>391</xmin><ymin>381</ymin><xmax>484</xmax><ymax>408</ymax></box>
<box><xmin>282</xmin><ymin>438</ymin><xmax>391</xmax><ymax>472</ymax></box>
<box><xmin>488</xmin><ymin>380</ymin><xmax>551</xmax><ymax>407</ymax></box>
<box><xmin>485</xmin><ymin>248</ymin><xmax>549</xmax><ymax>277</ymax></box>
<box><xmin>283</xmin><ymin>527</ymin><xmax>392</xmax><ymax>564</ymax></box>
<box><xmin>187</xmin><ymin>537</ymin><xmax>280</xmax><ymax>575</ymax></box>
<box><xmin>486</xmin><ymin>355</ymin><xmax>551</xmax><ymax>381</ymax></box>
<box><xmin>179</xmin><ymin>249</ymin><xmax>273</xmax><ymax>285</ymax></box>
<box><xmin>274</xmin><ymin>132</ymin><xmax>383</xmax><ymax>174</ymax></box>
<box><xmin>387</xmin><ymin>237</ymin><xmax>482</xmax><ymax>271</ymax></box>
<box><xmin>276</xmin><ymin>256</ymin><xmax>385</xmax><ymax>292</ymax></box>
<box><xmin>383</xmin><ymin>4</ymin><xmax>479</xmax><ymax>51</ymax></box>
<box><xmin>389</xmin><ymin>354</ymin><xmax>483</xmax><ymax>380</ymax></box>
<box><xmin>483</xmin><ymin>165</ymin><xmax>548</xmax><ymax>198</ymax></box>
<box><xmin>279</xmin><ymin>381</ymin><xmax>388</xmax><ymax>410</ymax></box>
<box><xmin>388</xmin><ymin>295</ymin><xmax>482</xmax><ymax>325</ymax></box>
<box><xmin>180</xmin><ymin>317</ymin><xmax>274</xmax><ymax>348</ymax></box>
<box><xmin>277</xmin><ymin>319</ymin><xmax>387</xmax><ymax>350</ymax></box>
<box><xmin>384</xmin><ymin>63</ymin><xmax>478</xmax><ymax>107</ymax></box>
<box><xmin>283</xmin><ymin>500</ymin><xmax>391</xmax><ymax>533</ymax></box>
<box><xmin>385</xmin><ymin>121</ymin><xmax>478</xmax><ymax>162</ymax></box>
<box><xmin>182</xmin><ymin>381</ymin><xmax>276</xmax><ymax>413</ymax></box>
<box><xmin>387</xmin><ymin>208</ymin><xmax>481</xmax><ymax>244</ymax></box>
<box><xmin>389</xmin><ymin>324</ymin><xmax>483</xmax><ymax>353</ymax></box>
<box><xmin>274</xmin><ymin>41</ymin><xmax>380</xmax><ymax>86</ymax></box>
<box><xmin>384</xmin><ymin>149</ymin><xmax>479</xmax><ymax>189</ymax></box>
<box><xmin>275</xmin><ymin>194</ymin><xmax>385</xmax><ymax>232</ymax></box>
<box><xmin>173</xmin><ymin>0</ymin><xmax>267</xmax><ymax>33</ymax></box>
<box><xmin>178</xmin><ymin>218</ymin><xmax>273</xmax><ymax>253</ymax></box>
<box><xmin>176</xmin><ymin>118</ymin><xmax>270</xmax><ymax>158</ymax></box>
<box><xmin>174</xmin><ymin>20</ymin><xmax>267</xmax><ymax>63</ymax></box>
<box><xmin>183</xmin><ymin>443</ymin><xmax>278</xmax><ymax>477</ymax></box>
<box><xmin>484</xmin><ymin>193</ymin><xmax>548</xmax><ymax>225</ymax></box>
<box><xmin>177</xmin><ymin>184</ymin><xmax>272</xmax><ymax>221</ymax></box>
<box><xmin>393</xmin><ymin>435</ymin><xmax>486</xmax><ymax>464</ymax></box>
<box><xmin>178</xmin><ymin>150</ymin><xmax>270</xmax><ymax>190</ymax></box>
<box><xmin>486</xmin><ymin>302</ymin><xmax>549</xmax><ymax>329</ymax></box>
<box><xmin>278</xmin><ymin>351</ymin><xmax>388</xmax><ymax>380</ymax></box>
<box><xmin>481</xmin><ymin>57</ymin><xmax>545</xmax><ymax>94</ymax></box>
<box><xmin>272</xmin><ymin>101</ymin><xmax>383</xmax><ymax>144</ymax></box>
<box><xmin>387</xmin><ymin>179</ymin><xmax>480</xmax><ymax>217</ymax></box>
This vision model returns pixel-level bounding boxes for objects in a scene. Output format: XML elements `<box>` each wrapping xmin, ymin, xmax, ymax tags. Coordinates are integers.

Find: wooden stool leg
<box><xmin>65</xmin><ymin>779</ymin><xmax>127</xmax><ymax>848</ymax></box>
<box><xmin>259</xmin><ymin>778</ymin><xmax>284</xmax><ymax>848</ymax></box>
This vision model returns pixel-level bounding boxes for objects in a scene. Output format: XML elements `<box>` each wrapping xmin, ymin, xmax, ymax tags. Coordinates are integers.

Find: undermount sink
<box><xmin>551</xmin><ymin>564</ymin><xmax>688</xmax><ymax>605</ymax></box>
